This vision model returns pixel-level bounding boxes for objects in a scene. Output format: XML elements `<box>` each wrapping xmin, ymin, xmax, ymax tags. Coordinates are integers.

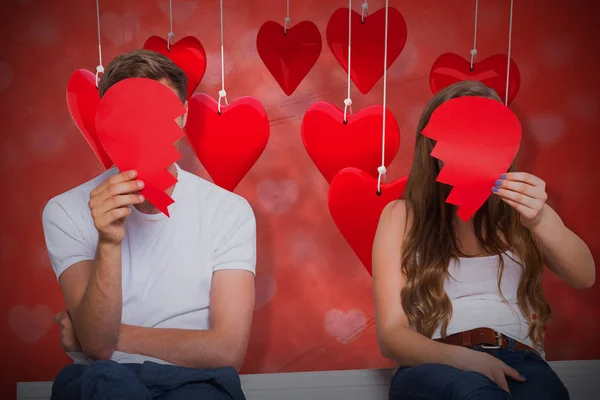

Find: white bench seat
<box><xmin>18</xmin><ymin>361</ymin><xmax>600</xmax><ymax>400</ymax></box>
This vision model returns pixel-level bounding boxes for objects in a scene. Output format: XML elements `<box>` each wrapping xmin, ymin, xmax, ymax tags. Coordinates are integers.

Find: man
<box><xmin>42</xmin><ymin>50</ymin><xmax>256</xmax><ymax>400</ymax></box>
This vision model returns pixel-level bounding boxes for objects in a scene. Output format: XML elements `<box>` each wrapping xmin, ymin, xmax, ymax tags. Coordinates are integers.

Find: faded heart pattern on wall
<box><xmin>0</xmin><ymin>0</ymin><xmax>599</xmax><ymax>398</ymax></box>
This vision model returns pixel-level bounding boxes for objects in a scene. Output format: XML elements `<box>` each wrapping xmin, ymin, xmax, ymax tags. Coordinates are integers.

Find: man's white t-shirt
<box><xmin>42</xmin><ymin>164</ymin><xmax>256</xmax><ymax>365</ymax></box>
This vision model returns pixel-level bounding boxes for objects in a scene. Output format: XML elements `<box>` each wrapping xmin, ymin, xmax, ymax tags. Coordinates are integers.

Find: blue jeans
<box><xmin>51</xmin><ymin>360</ymin><xmax>246</xmax><ymax>400</ymax></box>
<box><xmin>390</xmin><ymin>347</ymin><xmax>569</xmax><ymax>400</ymax></box>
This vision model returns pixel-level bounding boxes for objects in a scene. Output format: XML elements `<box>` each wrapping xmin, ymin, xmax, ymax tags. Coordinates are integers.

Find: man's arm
<box><xmin>43</xmin><ymin>170</ymin><xmax>145</xmax><ymax>360</ymax></box>
<box><xmin>116</xmin><ymin>269</ymin><xmax>255</xmax><ymax>370</ymax></box>
<box><xmin>58</xmin><ymin>243</ymin><xmax>122</xmax><ymax>360</ymax></box>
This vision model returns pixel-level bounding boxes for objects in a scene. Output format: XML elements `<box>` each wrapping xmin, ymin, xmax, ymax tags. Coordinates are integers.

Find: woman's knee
<box><xmin>391</xmin><ymin>364</ymin><xmax>510</xmax><ymax>400</ymax></box>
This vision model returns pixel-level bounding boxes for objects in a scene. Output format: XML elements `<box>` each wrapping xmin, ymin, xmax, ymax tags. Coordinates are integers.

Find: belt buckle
<box><xmin>480</xmin><ymin>331</ymin><xmax>502</xmax><ymax>349</ymax></box>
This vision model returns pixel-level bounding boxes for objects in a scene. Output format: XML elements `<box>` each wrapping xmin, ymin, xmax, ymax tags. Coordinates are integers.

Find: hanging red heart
<box><xmin>422</xmin><ymin>96</ymin><xmax>521</xmax><ymax>221</ymax></box>
<box><xmin>96</xmin><ymin>78</ymin><xmax>186</xmax><ymax>216</ymax></box>
<box><xmin>430</xmin><ymin>53</ymin><xmax>521</xmax><ymax>105</ymax></box>
<box><xmin>329</xmin><ymin>167</ymin><xmax>408</xmax><ymax>275</ymax></box>
<box><xmin>301</xmin><ymin>101</ymin><xmax>400</xmax><ymax>184</ymax></box>
<box><xmin>256</xmin><ymin>20</ymin><xmax>322</xmax><ymax>96</ymax></box>
<box><xmin>185</xmin><ymin>93</ymin><xmax>270</xmax><ymax>191</ymax></box>
<box><xmin>143</xmin><ymin>35</ymin><xmax>207</xmax><ymax>100</ymax></box>
<box><xmin>326</xmin><ymin>7</ymin><xmax>407</xmax><ymax>94</ymax></box>
<box><xmin>66</xmin><ymin>69</ymin><xmax>111</xmax><ymax>169</ymax></box>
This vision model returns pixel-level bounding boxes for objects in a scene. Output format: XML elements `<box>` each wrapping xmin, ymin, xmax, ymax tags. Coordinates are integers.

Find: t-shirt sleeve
<box><xmin>211</xmin><ymin>198</ymin><xmax>257</xmax><ymax>274</ymax></box>
<box><xmin>42</xmin><ymin>199</ymin><xmax>96</xmax><ymax>281</ymax></box>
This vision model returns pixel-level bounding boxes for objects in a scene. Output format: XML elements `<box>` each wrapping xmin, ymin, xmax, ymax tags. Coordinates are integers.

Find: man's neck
<box><xmin>134</xmin><ymin>164</ymin><xmax>178</xmax><ymax>215</ymax></box>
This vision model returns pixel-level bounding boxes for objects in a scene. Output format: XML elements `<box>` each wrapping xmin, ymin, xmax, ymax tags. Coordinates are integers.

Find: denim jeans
<box><xmin>390</xmin><ymin>346</ymin><xmax>570</xmax><ymax>400</ymax></box>
<box><xmin>51</xmin><ymin>360</ymin><xmax>246</xmax><ymax>400</ymax></box>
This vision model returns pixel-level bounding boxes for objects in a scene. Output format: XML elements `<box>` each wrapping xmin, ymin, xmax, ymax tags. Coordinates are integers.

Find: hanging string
<box><xmin>167</xmin><ymin>0</ymin><xmax>174</xmax><ymax>51</ymax></box>
<box><xmin>361</xmin><ymin>0</ymin><xmax>368</xmax><ymax>23</ymax></box>
<box><xmin>504</xmin><ymin>0</ymin><xmax>514</xmax><ymax>106</ymax></box>
<box><xmin>470</xmin><ymin>0</ymin><xmax>479</xmax><ymax>71</ymax></box>
<box><xmin>377</xmin><ymin>0</ymin><xmax>390</xmax><ymax>195</ymax></box>
<box><xmin>94</xmin><ymin>0</ymin><xmax>104</xmax><ymax>88</ymax></box>
<box><xmin>217</xmin><ymin>0</ymin><xmax>228</xmax><ymax>114</ymax></box>
<box><xmin>284</xmin><ymin>0</ymin><xmax>290</xmax><ymax>35</ymax></box>
<box><xmin>343</xmin><ymin>0</ymin><xmax>353</xmax><ymax>123</ymax></box>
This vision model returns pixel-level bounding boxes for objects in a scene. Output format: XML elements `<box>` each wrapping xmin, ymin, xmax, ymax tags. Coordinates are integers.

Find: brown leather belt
<box><xmin>435</xmin><ymin>328</ymin><xmax>536</xmax><ymax>353</ymax></box>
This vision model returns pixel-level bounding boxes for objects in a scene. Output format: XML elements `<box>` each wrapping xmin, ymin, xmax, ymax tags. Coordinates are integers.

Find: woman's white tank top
<box><xmin>431</xmin><ymin>252</ymin><xmax>544</xmax><ymax>356</ymax></box>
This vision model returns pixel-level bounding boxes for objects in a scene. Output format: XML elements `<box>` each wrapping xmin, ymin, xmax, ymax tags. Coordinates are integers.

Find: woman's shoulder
<box><xmin>380</xmin><ymin>199</ymin><xmax>411</xmax><ymax>234</ymax></box>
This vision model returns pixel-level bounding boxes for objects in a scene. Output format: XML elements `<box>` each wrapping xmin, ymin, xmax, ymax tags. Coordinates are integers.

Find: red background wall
<box><xmin>1</xmin><ymin>0</ymin><xmax>599</xmax><ymax>397</ymax></box>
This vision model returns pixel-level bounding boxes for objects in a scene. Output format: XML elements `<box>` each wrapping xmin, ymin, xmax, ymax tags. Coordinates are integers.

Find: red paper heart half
<box><xmin>301</xmin><ymin>101</ymin><xmax>400</xmax><ymax>184</ymax></box>
<box><xmin>326</xmin><ymin>7</ymin><xmax>407</xmax><ymax>94</ymax></box>
<box><xmin>185</xmin><ymin>93</ymin><xmax>270</xmax><ymax>191</ymax></box>
<box><xmin>66</xmin><ymin>69</ymin><xmax>111</xmax><ymax>168</ymax></box>
<box><xmin>421</xmin><ymin>96</ymin><xmax>522</xmax><ymax>221</ymax></box>
<box><xmin>430</xmin><ymin>53</ymin><xmax>521</xmax><ymax>105</ymax></box>
<box><xmin>143</xmin><ymin>35</ymin><xmax>207</xmax><ymax>100</ymax></box>
<box><xmin>329</xmin><ymin>167</ymin><xmax>408</xmax><ymax>275</ymax></box>
<box><xmin>256</xmin><ymin>20</ymin><xmax>322</xmax><ymax>96</ymax></box>
<box><xmin>95</xmin><ymin>78</ymin><xmax>186</xmax><ymax>217</ymax></box>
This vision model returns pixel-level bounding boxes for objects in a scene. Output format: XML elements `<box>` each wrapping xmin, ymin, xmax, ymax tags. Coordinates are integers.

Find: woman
<box><xmin>372</xmin><ymin>80</ymin><xmax>595</xmax><ymax>400</ymax></box>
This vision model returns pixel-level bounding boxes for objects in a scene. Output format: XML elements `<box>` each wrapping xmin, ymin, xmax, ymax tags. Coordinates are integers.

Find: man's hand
<box><xmin>89</xmin><ymin>170</ymin><xmax>145</xmax><ymax>245</ymax></box>
<box><xmin>54</xmin><ymin>310</ymin><xmax>82</xmax><ymax>353</ymax></box>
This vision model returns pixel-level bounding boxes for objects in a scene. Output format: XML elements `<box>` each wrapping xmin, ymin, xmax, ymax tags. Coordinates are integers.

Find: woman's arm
<box><xmin>494</xmin><ymin>173</ymin><xmax>595</xmax><ymax>288</ymax></box>
<box><xmin>373</xmin><ymin>200</ymin><xmax>457</xmax><ymax>366</ymax></box>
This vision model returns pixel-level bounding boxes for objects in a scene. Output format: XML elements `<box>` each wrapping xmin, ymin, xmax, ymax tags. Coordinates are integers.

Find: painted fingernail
<box><xmin>137</xmin><ymin>181</ymin><xmax>144</xmax><ymax>189</ymax></box>
<box><xmin>139</xmin><ymin>195</ymin><xmax>144</xmax><ymax>202</ymax></box>
<box><xmin>500</xmin><ymin>174</ymin><xmax>507</xmax><ymax>179</ymax></box>
<box><xmin>520</xmin><ymin>374</ymin><xmax>527</xmax><ymax>380</ymax></box>
<box><xmin>130</xmin><ymin>170</ymin><xmax>137</xmax><ymax>177</ymax></box>
<box><xmin>495</xmin><ymin>180</ymin><xmax>502</xmax><ymax>187</ymax></box>
<box><xmin>492</xmin><ymin>187</ymin><xmax>499</xmax><ymax>193</ymax></box>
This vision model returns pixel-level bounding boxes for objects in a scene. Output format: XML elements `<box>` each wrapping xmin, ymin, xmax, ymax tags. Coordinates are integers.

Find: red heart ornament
<box><xmin>66</xmin><ymin>69</ymin><xmax>111</xmax><ymax>168</ymax></box>
<box><xmin>256</xmin><ymin>20</ymin><xmax>322</xmax><ymax>96</ymax></box>
<box><xmin>185</xmin><ymin>93</ymin><xmax>270</xmax><ymax>191</ymax></box>
<box><xmin>329</xmin><ymin>168</ymin><xmax>408</xmax><ymax>275</ymax></box>
<box><xmin>96</xmin><ymin>78</ymin><xmax>186</xmax><ymax>217</ymax></box>
<box><xmin>422</xmin><ymin>96</ymin><xmax>522</xmax><ymax>221</ymax></box>
<box><xmin>430</xmin><ymin>53</ymin><xmax>521</xmax><ymax>105</ymax></box>
<box><xmin>143</xmin><ymin>35</ymin><xmax>207</xmax><ymax>100</ymax></box>
<box><xmin>326</xmin><ymin>7</ymin><xmax>407</xmax><ymax>94</ymax></box>
<box><xmin>301</xmin><ymin>101</ymin><xmax>400</xmax><ymax>184</ymax></box>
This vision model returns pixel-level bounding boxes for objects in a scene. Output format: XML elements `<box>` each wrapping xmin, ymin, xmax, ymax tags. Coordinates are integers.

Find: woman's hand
<box><xmin>492</xmin><ymin>172</ymin><xmax>548</xmax><ymax>229</ymax></box>
<box><xmin>451</xmin><ymin>346</ymin><xmax>526</xmax><ymax>393</ymax></box>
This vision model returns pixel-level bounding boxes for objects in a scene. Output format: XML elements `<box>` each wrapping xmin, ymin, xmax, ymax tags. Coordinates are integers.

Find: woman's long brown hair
<box><xmin>401</xmin><ymin>80</ymin><xmax>551</xmax><ymax>347</ymax></box>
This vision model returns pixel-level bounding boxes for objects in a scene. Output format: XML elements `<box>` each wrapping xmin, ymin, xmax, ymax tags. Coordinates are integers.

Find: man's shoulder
<box><xmin>43</xmin><ymin>169</ymin><xmax>117</xmax><ymax>222</ymax></box>
<box><xmin>179</xmin><ymin>168</ymin><xmax>253</xmax><ymax>214</ymax></box>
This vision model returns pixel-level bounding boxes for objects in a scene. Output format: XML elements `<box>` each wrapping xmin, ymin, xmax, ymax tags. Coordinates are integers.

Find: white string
<box><xmin>377</xmin><ymin>0</ymin><xmax>390</xmax><ymax>194</ymax></box>
<box><xmin>505</xmin><ymin>0</ymin><xmax>514</xmax><ymax>106</ymax></box>
<box><xmin>343</xmin><ymin>0</ymin><xmax>352</xmax><ymax>123</ymax></box>
<box><xmin>470</xmin><ymin>0</ymin><xmax>479</xmax><ymax>71</ymax></box>
<box><xmin>218</xmin><ymin>0</ymin><xmax>228</xmax><ymax>114</ymax></box>
<box><xmin>167</xmin><ymin>0</ymin><xmax>174</xmax><ymax>51</ymax></box>
<box><xmin>284</xmin><ymin>0</ymin><xmax>290</xmax><ymax>35</ymax></box>
<box><xmin>361</xmin><ymin>0</ymin><xmax>368</xmax><ymax>23</ymax></box>
<box><xmin>95</xmin><ymin>0</ymin><xmax>104</xmax><ymax>88</ymax></box>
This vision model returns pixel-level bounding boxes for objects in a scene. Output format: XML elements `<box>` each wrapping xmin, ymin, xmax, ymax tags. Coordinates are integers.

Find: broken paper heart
<box><xmin>430</xmin><ymin>53</ymin><xmax>521</xmax><ymax>105</ymax></box>
<box><xmin>143</xmin><ymin>35</ymin><xmax>207</xmax><ymax>99</ymax></box>
<box><xmin>301</xmin><ymin>101</ymin><xmax>400</xmax><ymax>184</ymax></box>
<box><xmin>329</xmin><ymin>168</ymin><xmax>408</xmax><ymax>275</ymax></box>
<box><xmin>326</xmin><ymin>7</ymin><xmax>407</xmax><ymax>94</ymax></box>
<box><xmin>66</xmin><ymin>69</ymin><xmax>111</xmax><ymax>168</ymax></box>
<box><xmin>185</xmin><ymin>93</ymin><xmax>270</xmax><ymax>191</ymax></box>
<box><xmin>95</xmin><ymin>78</ymin><xmax>186</xmax><ymax>216</ymax></box>
<box><xmin>256</xmin><ymin>20</ymin><xmax>322</xmax><ymax>96</ymax></box>
<box><xmin>422</xmin><ymin>96</ymin><xmax>522</xmax><ymax>221</ymax></box>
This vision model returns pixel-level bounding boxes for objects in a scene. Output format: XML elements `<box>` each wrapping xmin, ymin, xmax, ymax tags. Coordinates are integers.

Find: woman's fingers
<box><xmin>501</xmin><ymin>172</ymin><xmax>545</xmax><ymax>187</ymax></box>
<box><xmin>502</xmin><ymin>364</ymin><xmax>526</xmax><ymax>382</ymax></box>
